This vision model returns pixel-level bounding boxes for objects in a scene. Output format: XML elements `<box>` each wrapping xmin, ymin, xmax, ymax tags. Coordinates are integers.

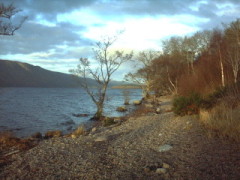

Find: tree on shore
<box><xmin>224</xmin><ymin>19</ymin><xmax>240</xmax><ymax>84</ymax></box>
<box><xmin>125</xmin><ymin>50</ymin><xmax>159</xmax><ymax>98</ymax></box>
<box><xmin>70</xmin><ymin>36</ymin><xmax>133</xmax><ymax>120</ymax></box>
<box><xmin>0</xmin><ymin>3</ymin><xmax>27</xmax><ymax>36</ymax></box>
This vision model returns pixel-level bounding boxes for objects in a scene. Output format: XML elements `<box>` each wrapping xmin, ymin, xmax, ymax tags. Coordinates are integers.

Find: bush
<box><xmin>202</xmin><ymin>87</ymin><xmax>226</xmax><ymax>109</ymax></box>
<box><xmin>173</xmin><ymin>93</ymin><xmax>203</xmax><ymax>115</ymax></box>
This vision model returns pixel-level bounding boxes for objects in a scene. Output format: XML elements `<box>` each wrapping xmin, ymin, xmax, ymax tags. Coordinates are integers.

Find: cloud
<box><xmin>1</xmin><ymin>0</ymin><xmax>97</xmax><ymax>20</ymax></box>
<box><xmin>1</xmin><ymin>0</ymin><xmax>240</xmax><ymax>80</ymax></box>
<box><xmin>0</xmin><ymin>21</ymin><xmax>91</xmax><ymax>55</ymax></box>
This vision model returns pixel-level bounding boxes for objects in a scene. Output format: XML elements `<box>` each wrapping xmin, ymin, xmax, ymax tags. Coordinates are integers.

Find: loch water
<box><xmin>0</xmin><ymin>88</ymin><xmax>142</xmax><ymax>137</ymax></box>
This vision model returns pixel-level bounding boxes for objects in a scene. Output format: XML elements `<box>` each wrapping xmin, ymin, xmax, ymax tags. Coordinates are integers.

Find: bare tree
<box><xmin>0</xmin><ymin>3</ymin><xmax>27</xmax><ymax>36</ymax></box>
<box><xmin>125</xmin><ymin>50</ymin><xmax>159</xmax><ymax>98</ymax></box>
<box><xmin>224</xmin><ymin>19</ymin><xmax>240</xmax><ymax>83</ymax></box>
<box><xmin>70</xmin><ymin>36</ymin><xmax>133</xmax><ymax>120</ymax></box>
<box><xmin>209</xmin><ymin>29</ymin><xmax>226</xmax><ymax>87</ymax></box>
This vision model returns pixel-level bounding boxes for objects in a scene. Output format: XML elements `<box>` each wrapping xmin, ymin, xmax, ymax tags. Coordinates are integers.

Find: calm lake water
<box><xmin>0</xmin><ymin>88</ymin><xmax>142</xmax><ymax>137</ymax></box>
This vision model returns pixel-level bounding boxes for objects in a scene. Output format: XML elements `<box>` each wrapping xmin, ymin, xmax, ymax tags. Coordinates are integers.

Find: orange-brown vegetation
<box><xmin>134</xmin><ymin>18</ymin><xmax>240</xmax><ymax>140</ymax></box>
<box><xmin>0</xmin><ymin>132</ymin><xmax>37</xmax><ymax>169</ymax></box>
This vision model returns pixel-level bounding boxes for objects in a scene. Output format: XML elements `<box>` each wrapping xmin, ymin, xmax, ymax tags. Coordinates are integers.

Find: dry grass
<box><xmin>44</xmin><ymin>130</ymin><xmax>62</xmax><ymax>139</ymax></box>
<box><xmin>0</xmin><ymin>132</ymin><xmax>35</xmax><ymax>151</ymax></box>
<box><xmin>199</xmin><ymin>102</ymin><xmax>240</xmax><ymax>141</ymax></box>
<box><xmin>71</xmin><ymin>125</ymin><xmax>86</xmax><ymax>138</ymax></box>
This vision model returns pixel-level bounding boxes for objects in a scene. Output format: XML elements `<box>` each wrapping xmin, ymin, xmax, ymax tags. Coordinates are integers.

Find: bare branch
<box><xmin>0</xmin><ymin>3</ymin><xmax>27</xmax><ymax>36</ymax></box>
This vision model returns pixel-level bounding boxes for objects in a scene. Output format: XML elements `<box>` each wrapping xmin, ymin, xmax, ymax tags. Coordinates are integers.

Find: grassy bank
<box><xmin>172</xmin><ymin>85</ymin><xmax>240</xmax><ymax>141</ymax></box>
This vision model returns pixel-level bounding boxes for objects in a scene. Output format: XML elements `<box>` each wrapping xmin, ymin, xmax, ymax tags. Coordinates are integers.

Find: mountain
<box><xmin>0</xmin><ymin>60</ymin><xmax>132</xmax><ymax>88</ymax></box>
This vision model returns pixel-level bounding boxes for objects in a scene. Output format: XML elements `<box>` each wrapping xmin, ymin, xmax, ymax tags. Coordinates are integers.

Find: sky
<box><xmin>0</xmin><ymin>0</ymin><xmax>240</xmax><ymax>80</ymax></box>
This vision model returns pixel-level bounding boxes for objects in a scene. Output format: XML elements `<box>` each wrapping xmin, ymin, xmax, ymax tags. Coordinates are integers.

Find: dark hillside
<box><xmin>0</xmin><ymin>60</ymin><xmax>88</xmax><ymax>87</ymax></box>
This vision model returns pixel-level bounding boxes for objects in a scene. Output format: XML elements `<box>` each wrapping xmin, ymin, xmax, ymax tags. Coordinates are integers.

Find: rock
<box><xmin>31</xmin><ymin>132</ymin><xmax>42</xmax><ymax>139</ymax></box>
<box><xmin>72</xmin><ymin>113</ymin><xmax>89</xmax><ymax>117</ymax></box>
<box><xmin>116</xmin><ymin>106</ymin><xmax>127</xmax><ymax>112</ymax></box>
<box><xmin>44</xmin><ymin>130</ymin><xmax>62</xmax><ymax>139</ymax></box>
<box><xmin>114</xmin><ymin>117</ymin><xmax>122</xmax><ymax>123</ymax></box>
<box><xmin>67</xmin><ymin>126</ymin><xmax>73</xmax><ymax>131</ymax></box>
<box><xmin>156</xmin><ymin>168</ymin><xmax>167</xmax><ymax>174</ymax></box>
<box><xmin>156</xmin><ymin>107</ymin><xmax>161</xmax><ymax>114</ymax></box>
<box><xmin>133</xmin><ymin>100</ymin><xmax>142</xmax><ymax>105</ymax></box>
<box><xmin>158</xmin><ymin>144</ymin><xmax>173</xmax><ymax>152</ymax></box>
<box><xmin>95</xmin><ymin>136</ymin><xmax>108</xmax><ymax>142</ymax></box>
<box><xmin>60</xmin><ymin>120</ymin><xmax>75</xmax><ymax>125</ymax></box>
<box><xmin>71</xmin><ymin>134</ymin><xmax>77</xmax><ymax>139</ymax></box>
<box><xmin>162</xmin><ymin>163</ymin><xmax>170</xmax><ymax>169</ymax></box>
<box><xmin>144</xmin><ymin>167</ymin><xmax>151</xmax><ymax>173</ymax></box>
<box><xmin>91</xmin><ymin>127</ymin><xmax>97</xmax><ymax>133</ymax></box>
<box><xmin>145</xmin><ymin>103</ymin><xmax>154</xmax><ymax>108</ymax></box>
<box><xmin>124</xmin><ymin>101</ymin><xmax>130</xmax><ymax>105</ymax></box>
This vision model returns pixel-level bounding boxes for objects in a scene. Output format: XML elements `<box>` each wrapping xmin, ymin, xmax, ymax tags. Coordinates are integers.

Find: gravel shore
<box><xmin>1</xmin><ymin>97</ymin><xmax>240</xmax><ymax>179</ymax></box>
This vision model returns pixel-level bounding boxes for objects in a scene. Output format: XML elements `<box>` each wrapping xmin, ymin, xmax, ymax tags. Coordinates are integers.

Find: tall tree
<box><xmin>209</xmin><ymin>29</ymin><xmax>226</xmax><ymax>87</ymax></box>
<box><xmin>0</xmin><ymin>3</ymin><xmax>26</xmax><ymax>36</ymax></box>
<box><xmin>125</xmin><ymin>50</ymin><xmax>159</xmax><ymax>98</ymax></box>
<box><xmin>224</xmin><ymin>19</ymin><xmax>240</xmax><ymax>83</ymax></box>
<box><xmin>70</xmin><ymin>36</ymin><xmax>133</xmax><ymax>120</ymax></box>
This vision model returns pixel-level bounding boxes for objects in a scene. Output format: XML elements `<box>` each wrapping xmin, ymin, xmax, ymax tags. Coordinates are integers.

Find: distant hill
<box><xmin>0</xmin><ymin>60</ymin><xmax>132</xmax><ymax>88</ymax></box>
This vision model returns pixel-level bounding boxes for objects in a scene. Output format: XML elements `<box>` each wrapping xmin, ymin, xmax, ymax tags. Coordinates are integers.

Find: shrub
<box><xmin>173</xmin><ymin>92</ymin><xmax>203</xmax><ymax>115</ymax></box>
<box><xmin>116</xmin><ymin>106</ymin><xmax>127</xmax><ymax>112</ymax></box>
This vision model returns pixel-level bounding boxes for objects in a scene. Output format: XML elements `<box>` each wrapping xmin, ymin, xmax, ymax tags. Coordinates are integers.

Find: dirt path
<box><xmin>1</xmin><ymin>98</ymin><xmax>240</xmax><ymax>179</ymax></box>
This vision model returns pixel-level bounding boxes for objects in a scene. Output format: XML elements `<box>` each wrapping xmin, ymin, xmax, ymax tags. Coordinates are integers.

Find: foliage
<box><xmin>173</xmin><ymin>93</ymin><xmax>203</xmax><ymax>116</ymax></box>
<box><xmin>125</xmin><ymin>50</ymin><xmax>159</xmax><ymax>98</ymax></box>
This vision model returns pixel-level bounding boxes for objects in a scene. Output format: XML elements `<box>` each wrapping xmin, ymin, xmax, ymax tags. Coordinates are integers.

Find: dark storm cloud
<box><xmin>0</xmin><ymin>21</ymin><xmax>91</xmax><ymax>54</ymax></box>
<box><xmin>1</xmin><ymin>0</ymin><xmax>97</xmax><ymax>20</ymax></box>
<box><xmin>90</xmin><ymin>0</ymin><xmax>196</xmax><ymax>16</ymax></box>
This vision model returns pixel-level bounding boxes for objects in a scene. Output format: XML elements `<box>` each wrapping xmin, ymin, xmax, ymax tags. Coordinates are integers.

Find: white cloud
<box><xmin>82</xmin><ymin>15</ymin><xmax>201</xmax><ymax>50</ymax></box>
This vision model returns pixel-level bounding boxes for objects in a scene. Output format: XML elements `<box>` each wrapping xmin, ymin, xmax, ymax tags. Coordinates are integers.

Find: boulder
<box><xmin>72</xmin><ymin>113</ymin><xmax>89</xmax><ymax>117</ymax></box>
<box><xmin>156</xmin><ymin>168</ymin><xmax>167</xmax><ymax>174</ymax></box>
<box><xmin>95</xmin><ymin>136</ymin><xmax>108</xmax><ymax>142</ymax></box>
<box><xmin>91</xmin><ymin>127</ymin><xmax>97</xmax><ymax>133</ymax></box>
<box><xmin>156</xmin><ymin>107</ymin><xmax>161</xmax><ymax>114</ymax></box>
<box><xmin>158</xmin><ymin>144</ymin><xmax>173</xmax><ymax>152</ymax></box>
<box><xmin>145</xmin><ymin>103</ymin><xmax>154</xmax><ymax>108</ymax></box>
<box><xmin>114</xmin><ymin>117</ymin><xmax>122</xmax><ymax>123</ymax></box>
<box><xmin>162</xmin><ymin>163</ymin><xmax>170</xmax><ymax>169</ymax></box>
<box><xmin>31</xmin><ymin>132</ymin><xmax>42</xmax><ymax>139</ymax></box>
<box><xmin>60</xmin><ymin>120</ymin><xmax>75</xmax><ymax>125</ymax></box>
<box><xmin>133</xmin><ymin>100</ymin><xmax>142</xmax><ymax>105</ymax></box>
<box><xmin>116</xmin><ymin>106</ymin><xmax>127</xmax><ymax>112</ymax></box>
<box><xmin>124</xmin><ymin>101</ymin><xmax>130</xmax><ymax>105</ymax></box>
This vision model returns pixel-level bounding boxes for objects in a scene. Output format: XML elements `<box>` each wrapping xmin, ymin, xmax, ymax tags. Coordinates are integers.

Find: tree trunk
<box><xmin>93</xmin><ymin>102</ymin><xmax>104</xmax><ymax>120</ymax></box>
<box><xmin>233</xmin><ymin>69</ymin><xmax>238</xmax><ymax>83</ymax></box>
<box><xmin>218</xmin><ymin>47</ymin><xmax>225</xmax><ymax>87</ymax></box>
